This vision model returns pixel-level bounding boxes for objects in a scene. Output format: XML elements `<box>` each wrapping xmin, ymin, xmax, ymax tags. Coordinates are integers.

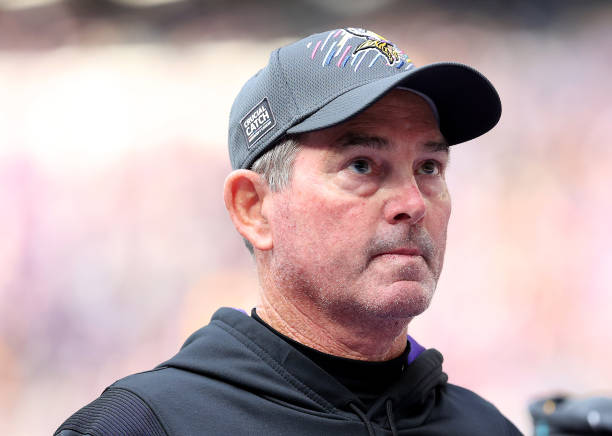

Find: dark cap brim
<box><xmin>286</xmin><ymin>62</ymin><xmax>501</xmax><ymax>145</ymax></box>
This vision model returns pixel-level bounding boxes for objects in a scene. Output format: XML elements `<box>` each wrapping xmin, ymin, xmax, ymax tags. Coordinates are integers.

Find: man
<box><xmin>56</xmin><ymin>28</ymin><xmax>522</xmax><ymax>435</ymax></box>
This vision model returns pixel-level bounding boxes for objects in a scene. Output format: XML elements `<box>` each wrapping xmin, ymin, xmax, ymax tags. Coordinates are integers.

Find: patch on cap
<box><xmin>241</xmin><ymin>98</ymin><xmax>276</xmax><ymax>149</ymax></box>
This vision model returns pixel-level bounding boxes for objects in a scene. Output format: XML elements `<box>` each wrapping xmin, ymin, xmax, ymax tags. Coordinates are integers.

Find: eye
<box><xmin>348</xmin><ymin>158</ymin><xmax>372</xmax><ymax>175</ymax></box>
<box><xmin>417</xmin><ymin>160</ymin><xmax>441</xmax><ymax>176</ymax></box>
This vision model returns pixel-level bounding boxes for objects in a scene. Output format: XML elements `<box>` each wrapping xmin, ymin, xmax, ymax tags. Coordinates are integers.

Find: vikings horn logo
<box><xmin>346</xmin><ymin>28</ymin><xmax>401</xmax><ymax>66</ymax></box>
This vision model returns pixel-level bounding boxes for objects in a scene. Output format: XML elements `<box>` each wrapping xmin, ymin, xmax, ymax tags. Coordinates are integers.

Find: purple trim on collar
<box><xmin>407</xmin><ymin>335</ymin><xmax>426</xmax><ymax>364</ymax></box>
<box><xmin>239</xmin><ymin>307</ymin><xmax>426</xmax><ymax>364</ymax></box>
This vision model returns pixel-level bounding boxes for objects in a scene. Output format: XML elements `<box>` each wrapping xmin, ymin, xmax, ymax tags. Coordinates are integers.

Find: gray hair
<box><xmin>243</xmin><ymin>136</ymin><xmax>301</xmax><ymax>254</ymax></box>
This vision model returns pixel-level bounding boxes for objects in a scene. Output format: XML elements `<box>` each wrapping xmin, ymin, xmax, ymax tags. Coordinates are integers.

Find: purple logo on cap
<box><xmin>305</xmin><ymin>28</ymin><xmax>413</xmax><ymax>72</ymax></box>
<box><xmin>346</xmin><ymin>28</ymin><xmax>402</xmax><ymax>66</ymax></box>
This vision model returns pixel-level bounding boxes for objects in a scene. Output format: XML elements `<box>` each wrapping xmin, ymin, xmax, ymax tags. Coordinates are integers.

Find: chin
<box><xmin>368</xmin><ymin>280</ymin><xmax>436</xmax><ymax>319</ymax></box>
<box><xmin>317</xmin><ymin>284</ymin><xmax>430</xmax><ymax>323</ymax></box>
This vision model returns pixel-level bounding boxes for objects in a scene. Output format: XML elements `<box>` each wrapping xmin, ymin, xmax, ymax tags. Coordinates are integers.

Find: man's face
<box><xmin>264</xmin><ymin>89</ymin><xmax>451</xmax><ymax>322</ymax></box>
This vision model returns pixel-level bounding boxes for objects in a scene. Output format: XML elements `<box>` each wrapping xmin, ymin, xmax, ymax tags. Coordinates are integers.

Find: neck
<box><xmin>256</xmin><ymin>285</ymin><xmax>411</xmax><ymax>362</ymax></box>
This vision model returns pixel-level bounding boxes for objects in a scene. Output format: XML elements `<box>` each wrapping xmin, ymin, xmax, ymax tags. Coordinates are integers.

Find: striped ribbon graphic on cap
<box><xmin>305</xmin><ymin>28</ymin><xmax>414</xmax><ymax>72</ymax></box>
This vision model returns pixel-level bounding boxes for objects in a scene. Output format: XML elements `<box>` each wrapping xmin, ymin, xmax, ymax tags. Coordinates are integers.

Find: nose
<box><xmin>383</xmin><ymin>181</ymin><xmax>426</xmax><ymax>225</ymax></box>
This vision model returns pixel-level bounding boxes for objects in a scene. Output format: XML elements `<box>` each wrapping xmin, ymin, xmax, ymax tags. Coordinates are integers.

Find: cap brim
<box><xmin>286</xmin><ymin>62</ymin><xmax>501</xmax><ymax>145</ymax></box>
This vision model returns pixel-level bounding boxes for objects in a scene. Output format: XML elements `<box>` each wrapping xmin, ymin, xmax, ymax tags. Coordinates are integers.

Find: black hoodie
<box><xmin>55</xmin><ymin>308</ymin><xmax>522</xmax><ymax>436</ymax></box>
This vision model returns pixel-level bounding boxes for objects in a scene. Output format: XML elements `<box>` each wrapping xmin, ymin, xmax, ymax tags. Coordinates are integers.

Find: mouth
<box><xmin>373</xmin><ymin>247</ymin><xmax>423</xmax><ymax>258</ymax></box>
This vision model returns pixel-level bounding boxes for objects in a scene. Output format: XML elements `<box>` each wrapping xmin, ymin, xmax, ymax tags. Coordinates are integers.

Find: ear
<box><xmin>223</xmin><ymin>170</ymin><xmax>273</xmax><ymax>251</ymax></box>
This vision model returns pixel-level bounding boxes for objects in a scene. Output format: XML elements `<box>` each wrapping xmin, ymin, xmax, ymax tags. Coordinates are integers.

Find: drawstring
<box><xmin>349</xmin><ymin>403</ymin><xmax>376</xmax><ymax>436</ymax></box>
<box><xmin>386</xmin><ymin>399</ymin><xmax>398</xmax><ymax>436</ymax></box>
<box><xmin>350</xmin><ymin>401</ymin><xmax>398</xmax><ymax>436</ymax></box>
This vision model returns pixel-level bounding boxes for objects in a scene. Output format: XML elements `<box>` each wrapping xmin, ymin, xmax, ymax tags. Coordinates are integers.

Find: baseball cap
<box><xmin>228</xmin><ymin>27</ymin><xmax>501</xmax><ymax>170</ymax></box>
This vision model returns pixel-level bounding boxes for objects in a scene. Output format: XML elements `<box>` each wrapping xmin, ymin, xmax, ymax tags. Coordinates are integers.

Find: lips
<box><xmin>366</xmin><ymin>229</ymin><xmax>435</xmax><ymax>268</ymax></box>
<box><xmin>374</xmin><ymin>247</ymin><xmax>423</xmax><ymax>258</ymax></box>
<box><xmin>384</xmin><ymin>248</ymin><xmax>420</xmax><ymax>256</ymax></box>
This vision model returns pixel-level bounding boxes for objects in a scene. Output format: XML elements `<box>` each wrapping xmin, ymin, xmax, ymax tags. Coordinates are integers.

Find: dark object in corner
<box><xmin>530</xmin><ymin>395</ymin><xmax>612</xmax><ymax>435</ymax></box>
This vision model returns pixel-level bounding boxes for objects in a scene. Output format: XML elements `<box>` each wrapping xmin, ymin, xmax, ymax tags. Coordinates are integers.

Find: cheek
<box><xmin>425</xmin><ymin>188</ymin><xmax>451</xmax><ymax>231</ymax></box>
<box><xmin>334</xmin><ymin>174</ymin><xmax>379</xmax><ymax>197</ymax></box>
<box><xmin>437</xmin><ymin>189</ymin><xmax>451</xmax><ymax>219</ymax></box>
<box><xmin>302</xmin><ymin>197</ymin><xmax>364</xmax><ymax>235</ymax></box>
<box><xmin>275</xmin><ymin>187</ymin><xmax>369</xmax><ymax>251</ymax></box>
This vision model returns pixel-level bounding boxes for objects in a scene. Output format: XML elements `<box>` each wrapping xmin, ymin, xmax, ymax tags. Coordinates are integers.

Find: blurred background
<box><xmin>1</xmin><ymin>0</ymin><xmax>611</xmax><ymax>434</ymax></box>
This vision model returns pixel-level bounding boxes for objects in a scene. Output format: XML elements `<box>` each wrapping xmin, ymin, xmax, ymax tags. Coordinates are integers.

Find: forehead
<box><xmin>298</xmin><ymin>89</ymin><xmax>445</xmax><ymax>149</ymax></box>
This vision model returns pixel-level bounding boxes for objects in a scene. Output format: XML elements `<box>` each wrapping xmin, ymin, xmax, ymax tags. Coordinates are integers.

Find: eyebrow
<box><xmin>423</xmin><ymin>140</ymin><xmax>450</xmax><ymax>153</ymax></box>
<box><xmin>334</xmin><ymin>133</ymin><xmax>449</xmax><ymax>154</ymax></box>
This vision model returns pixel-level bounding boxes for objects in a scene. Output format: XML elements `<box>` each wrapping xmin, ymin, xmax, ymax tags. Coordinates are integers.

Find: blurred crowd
<box><xmin>1</xmin><ymin>1</ymin><xmax>611</xmax><ymax>434</ymax></box>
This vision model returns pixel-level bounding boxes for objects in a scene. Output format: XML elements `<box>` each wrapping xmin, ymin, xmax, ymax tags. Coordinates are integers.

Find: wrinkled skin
<box><xmin>258</xmin><ymin>89</ymin><xmax>452</xmax><ymax>359</ymax></box>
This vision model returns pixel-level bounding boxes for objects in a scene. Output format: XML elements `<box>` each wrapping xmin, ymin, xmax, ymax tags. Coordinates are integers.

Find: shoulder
<box><xmin>54</xmin><ymin>386</ymin><xmax>168</xmax><ymax>436</ymax></box>
<box><xmin>439</xmin><ymin>383</ymin><xmax>523</xmax><ymax>435</ymax></box>
<box><xmin>443</xmin><ymin>383</ymin><xmax>500</xmax><ymax>412</ymax></box>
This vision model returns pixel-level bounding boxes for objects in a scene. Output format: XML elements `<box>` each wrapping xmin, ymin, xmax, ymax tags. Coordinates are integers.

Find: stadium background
<box><xmin>1</xmin><ymin>0</ymin><xmax>611</xmax><ymax>434</ymax></box>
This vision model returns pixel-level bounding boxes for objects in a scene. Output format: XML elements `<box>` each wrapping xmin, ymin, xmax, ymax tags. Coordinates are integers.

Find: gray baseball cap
<box><xmin>228</xmin><ymin>28</ymin><xmax>501</xmax><ymax>170</ymax></box>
